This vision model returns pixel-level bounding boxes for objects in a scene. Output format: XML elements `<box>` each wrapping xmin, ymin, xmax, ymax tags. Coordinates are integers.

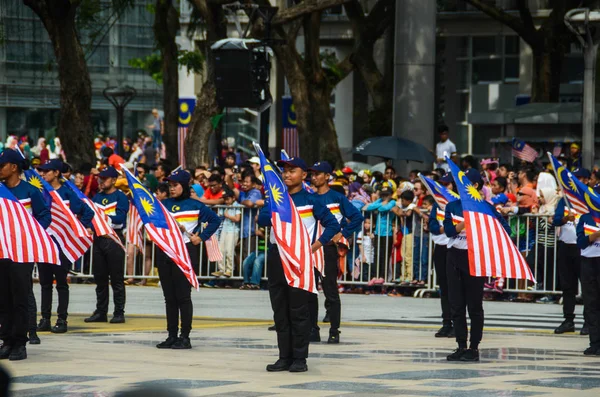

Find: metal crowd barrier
<box><xmin>63</xmin><ymin>206</ymin><xmax>571</xmax><ymax>298</ymax></box>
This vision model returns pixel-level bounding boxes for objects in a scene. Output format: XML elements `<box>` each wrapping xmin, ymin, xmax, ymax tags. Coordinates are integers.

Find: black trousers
<box><xmin>157</xmin><ymin>243</ymin><xmax>197</xmax><ymax>338</ymax></box>
<box><xmin>309</xmin><ymin>245</ymin><xmax>341</xmax><ymax>334</ymax></box>
<box><xmin>38</xmin><ymin>252</ymin><xmax>70</xmax><ymax>321</ymax></box>
<box><xmin>446</xmin><ymin>248</ymin><xmax>485</xmax><ymax>349</ymax></box>
<box><xmin>558</xmin><ymin>242</ymin><xmax>587</xmax><ymax>322</ymax></box>
<box><xmin>581</xmin><ymin>257</ymin><xmax>600</xmax><ymax>348</ymax></box>
<box><xmin>0</xmin><ymin>261</ymin><xmax>34</xmax><ymax>347</ymax></box>
<box><xmin>92</xmin><ymin>235</ymin><xmax>126</xmax><ymax>316</ymax></box>
<box><xmin>28</xmin><ymin>285</ymin><xmax>37</xmax><ymax>333</ymax></box>
<box><xmin>268</xmin><ymin>247</ymin><xmax>311</xmax><ymax>360</ymax></box>
<box><xmin>434</xmin><ymin>244</ymin><xmax>451</xmax><ymax>327</ymax></box>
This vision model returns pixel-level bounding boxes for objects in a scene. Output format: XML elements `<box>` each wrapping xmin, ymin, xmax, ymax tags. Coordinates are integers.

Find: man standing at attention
<box><xmin>436</xmin><ymin>125</ymin><xmax>457</xmax><ymax>173</ymax></box>
<box><xmin>148</xmin><ymin>109</ymin><xmax>164</xmax><ymax>151</ymax></box>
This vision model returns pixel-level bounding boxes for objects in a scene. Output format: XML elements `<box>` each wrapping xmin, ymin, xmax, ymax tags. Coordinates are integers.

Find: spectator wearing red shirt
<box><xmin>200</xmin><ymin>175</ymin><xmax>225</xmax><ymax>205</ymax></box>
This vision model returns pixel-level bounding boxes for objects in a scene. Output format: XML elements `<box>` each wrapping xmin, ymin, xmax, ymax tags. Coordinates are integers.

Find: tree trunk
<box><xmin>186</xmin><ymin>79</ymin><xmax>220</xmax><ymax>167</ymax></box>
<box><xmin>531</xmin><ymin>45</ymin><xmax>563</xmax><ymax>102</ymax></box>
<box><xmin>24</xmin><ymin>1</ymin><xmax>95</xmax><ymax>169</ymax></box>
<box><xmin>154</xmin><ymin>0</ymin><xmax>179</xmax><ymax>164</ymax></box>
<box><xmin>185</xmin><ymin>0</ymin><xmax>226</xmax><ymax>167</ymax></box>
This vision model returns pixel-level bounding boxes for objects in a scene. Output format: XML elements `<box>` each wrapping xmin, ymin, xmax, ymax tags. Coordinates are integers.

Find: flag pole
<box><xmin>547</xmin><ymin>152</ymin><xmax>574</xmax><ymax>213</ymax></box>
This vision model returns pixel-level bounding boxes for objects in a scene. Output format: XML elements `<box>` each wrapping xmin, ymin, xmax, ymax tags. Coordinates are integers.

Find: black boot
<box><xmin>554</xmin><ymin>320</ymin><xmax>575</xmax><ymax>334</ymax></box>
<box><xmin>267</xmin><ymin>325</ymin><xmax>276</xmax><ymax>331</ymax></box>
<box><xmin>266</xmin><ymin>358</ymin><xmax>292</xmax><ymax>372</ymax></box>
<box><xmin>51</xmin><ymin>319</ymin><xmax>68</xmax><ymax>334</ymax></box>
<box><xmin>447</xmin><ymin>348</ymin><xmax>467</xmax><ymax>361</ymax></box>
<box><xmin>435</xmin><ymin>326</ymin><xmax>454</xmax><ymax>338</ymax></box>
<box><xmin>172</xmin><ymin>337</ymin><xmax>192</xmax><ymax>349</ymax></box>
<box><xmin>156</xmin><ymin>336</ymin><xmax>178</xmax><ymax>349</ymax></box>
<box><xmin>0</xmin><ymin>345</ymin><xmax>11</xmax><ymax>360</ymax></box>
<box><xmin>327</xmin><ymin>330</ymin><xmax>340</xmax><ymax>344</ymax></box>
<box><xmin>84</xmin><ymin>312</ymin><xmax>107</xmax><ymax>323</ymax></box>
<box><xmin>289</xmin><ymin>359</ymin><xmax>308</xmax><ymax>372</ymax></box>
<box><xmin>28</xmin><ymin>331</ymin><xmax>40</xmax><ymax>345</ymax></box>
<box><xmin>309</xmin><ymin>328</ymin><xmax>321</xmax><ymax>343</ymax></box>
<box><xmin>37</xmin><ymin>318</ymin><xmax>51</xmax><ymax>332</ymax></box>
<box><xmin>8</xmin><ymin>346</ymin><xmax>27</xmax><ymax>361</ymax></box>
<box><xmin>110</xmin><ymin>314</ymin><xmax>125</xmax><ymax>324</ymax></box>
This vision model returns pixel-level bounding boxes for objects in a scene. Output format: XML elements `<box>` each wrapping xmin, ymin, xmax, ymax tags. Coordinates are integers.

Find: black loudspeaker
<box><xmin>213</xmin><ymin>41</ymin><xmax>272</xmax><ymax>110</ymax></box>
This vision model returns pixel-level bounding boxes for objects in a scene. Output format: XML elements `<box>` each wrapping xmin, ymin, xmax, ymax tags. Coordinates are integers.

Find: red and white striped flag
<box><xmin>205</xmin><ymin>234</ymin><xmax>223</xmax><ymax>262</ymax></box>
<box><xmin>123</xmin><ymin>167</ymin><xmax>199</xmax><ymax>289</ymax></box>
<box><xmin>62</xmin><ymin>179</ymin><xmax>125</xmax><ymax>251</ymax></box>
<box><xmin>283</xmin><ymin>128</ymin><xmax>299</xmax><ymax>158</ymax></box>
<box><xmin>178</xmin><ymin>126</ymin><xmax>188</xmax><ymax>168</ymax></box>
<box><xmin>512</xmin><ymin>139</ymin><xmax>538</xmax><ymax>163</ymax></box>
<box><xmin>0</xmin><ymin>182</ymin><xmax>60</xmax><ymax>264</ymax></box>
<box><xmin>126</xmin><ymin>202</ymin><xmax>144</xmax><ymax>252</ymax></box>
<box><xmin>25</xmin><ymin>171</ymin><xmax>93</xmax><ymax>263</ymax></box>
<box><xmin>448</xmin><ymin>158</ymin><xmax>535</xmax><ymax>282</ymax></box>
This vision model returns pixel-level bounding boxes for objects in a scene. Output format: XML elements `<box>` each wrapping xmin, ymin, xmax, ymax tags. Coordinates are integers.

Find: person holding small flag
<box><xmin>257</xmin><ymin>155</ymin><xmax>340</xmax><ymax>373</ymax></box>
<box><xmin>443</xmin><ymin>166</ymin><xmax>513</xmax><ymax>362</ymax></box>
<box><xmin>308</xmin><ymin>160</ymin><xmax>363</xmax><ymax>344</ymax></box>
<box><xmin>156</xmin><ymin>170</ymin><xmax>221</xmax><ymax>349</ymax></box>
<box><xmin>84</xmin><ymin>167</ymin><xmax>129</xmax><ymax>324</ymax></box>
<box><xmin>0</xmin><ymin>149</ymin><xmax>59</xmax><ymax>361</ymax></box>
<box><xmin>34</xmin><ymin>159</ymin><xmax>94</xmax><ymax>334</ymax></box>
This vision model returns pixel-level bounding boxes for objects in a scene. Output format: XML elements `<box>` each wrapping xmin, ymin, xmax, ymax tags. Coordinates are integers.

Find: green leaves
<box><xmin>128</xmin><ymin>50</ymin><xmax>205</xmax><ymax>85</ymax></box>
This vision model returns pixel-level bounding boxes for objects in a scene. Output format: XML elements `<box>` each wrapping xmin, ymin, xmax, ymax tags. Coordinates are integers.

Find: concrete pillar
<box><xmin>392</xmin><ymin>0</ymin><xmax>437</xmax><ymax>174</ymax></box>
<box><xmin>519</xmin><ymin>38</ymin><xmax>533</xmax><ymax>97</ymax></box>
<box><xmin>335</xmin><ymin>47</ymin><xmax>354</xmax><ymax>161</ymax></box>
<box><xmin>176</xmin><ymin>35</ymin><xmax>196</xmax><ymax>98</ymax></box>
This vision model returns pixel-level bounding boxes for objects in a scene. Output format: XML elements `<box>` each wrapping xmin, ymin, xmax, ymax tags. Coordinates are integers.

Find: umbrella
<box><xmin>353</xmin><ymin>136</ymin><xmax>435</xmax><ymax>163</ymax></box>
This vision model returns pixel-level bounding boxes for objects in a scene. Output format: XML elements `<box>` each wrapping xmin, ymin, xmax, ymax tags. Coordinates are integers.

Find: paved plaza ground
<box><xmin>2</xmin><ymin>285</ymin><xmax>600</xmax><ymax>396</ymax></box>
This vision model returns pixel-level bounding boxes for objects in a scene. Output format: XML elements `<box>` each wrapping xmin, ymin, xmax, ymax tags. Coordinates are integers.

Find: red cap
<box><xmin>341</xmin><ymin>166</ymin><xmax>353</xmax><ymax>174</ymax></box>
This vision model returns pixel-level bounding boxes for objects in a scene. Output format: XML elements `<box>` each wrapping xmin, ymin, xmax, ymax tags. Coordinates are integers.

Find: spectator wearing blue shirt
<box><xmin>365</xmin><ymin>186</ymin><xmax>396</xmax><ymax>284</ymax></box>
<box><xmin>490</xmin><ymin>176</ymin><xmax>508</xmax><ymax>207</ymax></box>
<box><xmin>0</xmin><ymin>149</ymin><xmax>52</xmax><ymax>360</ymax></box>
<box><xmin>36</xmin><ymin>160</ymin><xmax>94</xmax><ymax>334</ymax></box>
<box><xmin>84</xmin><ymin>167</ymin><xmax>129</xmax><ymax>325</ymax></box>
<box><xmin>231</xmin><ymin>172</ymin><xmax>264</xmax><ymax>264</ymax></box>
<box><xmin>309</xmin><ymin>161</ymin><xmax>363</xmax><ymax>344</ymax></box>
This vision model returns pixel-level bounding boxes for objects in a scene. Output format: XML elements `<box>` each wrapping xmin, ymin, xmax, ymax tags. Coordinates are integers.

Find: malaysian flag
<box><xmin>418</xmin><ymin>173</ymin><xmax>459</xmax><ymax>210</ymax></box>
<box><xmin>126</xmin><ymin>202</ymin><xmax>144</xmax><ymax>252</ymax></box>
<box><xmin>205</xmin><ymin>234</ymin><xmax>223</xmax><ymax>262</ymax></box>
<box><xmin>25</xmin><ymin>170</ymin><xmax>93</xmax><ymax>263</ymax></box>
<box><xmin>0</xmin><ymin>182</ymin><xmax>60</xmax><ymax>264</ymax></box>
<box><xmin>548</xmin><ymin>153</ymin><xmax>591</xmax><ymax>216</ymax></box>
<box><xmin>512</xmin><ymin>139</ymin><xmax>538</xmax><ymax>162</ymax></box>
<box><xmin>282</xmin><ymin>96</ymin><xmax>299</xmax><ymax>157</ymax></box>
<box><xmin>123</xmin><ymin>167</ymin><xmax>199</xmax><ymax>289</ymax></box>
<box><xmin>62</xmin><ymin>179</ymin><xmax>125</xmax><ymax>251</ymax></box>
<box><xmin>178</xmin><ymin>98</ymin><xmax>195</xmax><ymax>168</ymax></box>
<box><xmin>253</xmin><ymin>142</ymin><xmax>316</xmax><ymax>293</ymax></box>
<box><xmin>178</xmin><ymin>127</ymin><xmax>188</xmax><ymax>168</ymax></box>
<box><xmin>447</xmin><ymin>157</ymin><xmax>535</xmax><ymax>282</ymax></box>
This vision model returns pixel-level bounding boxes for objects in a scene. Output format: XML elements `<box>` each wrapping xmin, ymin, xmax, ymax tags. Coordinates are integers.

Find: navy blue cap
<box><xmin>464</xmin><ymin>168</ymin><xmax>483</xmax><ymax>185</ymax></box>
<box><xmin>308</xmin><ymin>161</ymin><xmax>333</xmax><ymax>174</ymax></box>
<box><xmin>0</xmin><ymin>149</ymin><xmax>25</xmax><ymax>167</ymax></box>
<box><xmin>573</xmin><ymin>168</ymin><xmax>591</xmax><ymax>179</ymax></box>
<box><xmin>98</xmin><ymin>167</ymin><xmax>119</xmax><ymax>178</ymax></box>
<box><xmin>491</xmin><ymin>193</ymin><xmax>508</xmax><ymax>206</ymax></box>
<box><xmin>38</xmin><ymin>159</ymin><xmax>63</xmax><ymax>172</ymax></box>
<box><xmin>277</xmin><ymin>157</ymin><xmax>307</xmax><ymax>171</ymax></box>
<box><xmin>439</xmin><ymin>174</ymin><xmax>453</xmax><ymax>183</ymax></box>
<box><xmin>165</xmin><ymin>170</ymin><xmax>191</xmax><ymax>185</ymax></box>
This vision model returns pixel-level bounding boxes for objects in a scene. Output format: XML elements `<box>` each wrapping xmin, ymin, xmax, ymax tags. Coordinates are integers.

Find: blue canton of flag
<box><xmin>256</xmin><ymin>145</ymin><xmax>291</xmax><ymax>223</ymax></box>
<box><xmin>24</xmin><ymin>170</ymin><xmax>52</xmax><ymax>206</ymax></box>
<box><xmin>446</xmin><ymin>157</ymin><xmax>535</xmax><ymax>282</ymax></box>
<box><xmin>124</xmin><ymin>170</ymin><xmax>169</xmax><ymax>229</ymax></box>
<box><xmin>418</xmin><ymin>173</ymin><xmax>459</xmax><ymax>210</ymax></box>
<box><xmin>548</xmin><ymin>153</ymin><xmax>594</xmax><ymax>217</ymax></box>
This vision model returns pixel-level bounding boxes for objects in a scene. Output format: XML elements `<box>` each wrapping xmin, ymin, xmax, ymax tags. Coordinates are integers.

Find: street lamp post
<box><xmin>565</xmin><ymin>8</ymin><xmax>600</xmax><ymax>170</ymax></box>
<box><xmin>103</xmin><ymin>86</ymin><xmax>137</xmax><ymax>157</ymax></box>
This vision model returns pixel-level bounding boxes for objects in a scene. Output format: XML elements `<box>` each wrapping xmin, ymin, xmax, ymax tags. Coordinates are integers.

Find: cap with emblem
<box><xmin>572</xmin><ymin>168</ymin><xmax>591</xmax><ymax>179</ymax></box>
<box><xmin>98</xmin><ymin>166</ymin><xmax>119</xmax><ymax>179</ymax></box>
<box><xmin>165</xmin><ymin>170</ymin><xmax>191</xmax><ymax>185</ymax></box>
<box><xmin>439</xmin><ymin>174</ymin><xmax>453</xmax><ymax>183</ymax></box>
<box><xmin>464</xmin><ymin>168</ymin><xmax>483</xmax><ymax>185</ymax></box>
<box><xmin>37</xmin><ymin>159</ymin><xmax>64</xmax><ymax>172</ymax></box>
<box><xmin>308</xmin><ymin>161</ymin><xmax>332</xmax><ymax>174</ymax></box>
<box><xmin>0</xmin><ymin>148</ymin><xmax>26</xmax><ymax>167</ymax></box>
<box><xmin>277</xmin><ymin>157</ymin><xmax>307</xmax><ymax>171</ymax></box>
<box><xmin>379</xmin><ymin>186</ymin><xmax>392</xmax><ymax>195</ymax></box>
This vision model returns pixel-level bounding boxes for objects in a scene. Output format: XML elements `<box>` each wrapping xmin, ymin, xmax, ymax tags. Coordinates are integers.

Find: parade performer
<box><xmin>444</xmin><ymin>159</ymin><xmax>533</xmax><ymax>362</ymax></box>
<box><xmin>31</xmin><ymin>159</ymin><xmax>94</xmax><ymax>334</ymax></box>
<box><xmin>84</xmin><ymin>167</ymin><xmax>129</xmax><ymax>324</ymax></box>
<box><xmin>0</xmin><ymin>149</ymin><xmax>59</xmax><ymax>361</ymax></box>
<box><xmin>308</xmin><ymin>160</ymin><xmax>363</xmax><ymax>344</ymax></box>
<box><xmin>256</xmin><ymin>144</ymin><xmax>340</xmax><ymax>373</ymax></box>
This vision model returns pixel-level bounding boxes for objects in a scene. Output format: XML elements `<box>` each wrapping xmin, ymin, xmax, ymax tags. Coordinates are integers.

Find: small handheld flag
<box><xmin>446</xmin><ymin>157</ymin><xmax>535</xmax><ymax>282</ymax></box>
<box><xmin>512</xmin><ymin>139</ymin><xmax>538</xmax><ymax>162</ymax></box>
<box><xmin>418</xmin><ymin>173</ymin><xmax>459</xmax><ymax>210</ymax></box>
<box><xmin>123</xmin><ymin>167</ymin><xmax>198</xmax><ymax>289</ymax></box>
<box><xmin>255</xmin><ymin>142</ymin><xmax>316</xmax><ymax>293</ymax></box>
<box><xmin>25</xmin><ymin>170</ymin><xmax>93</xmax><ymax>263</ymax></box>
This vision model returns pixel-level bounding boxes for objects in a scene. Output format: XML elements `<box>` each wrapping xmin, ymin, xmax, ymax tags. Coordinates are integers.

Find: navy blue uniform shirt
<box><xmin>315</xmin><ymin>189</ymin><xmax>364</xmax><ymax>239</ymax></box>
<box><xmin>8</xmin><ymin>179</ymin><xmax>51</xmax><ymax>229</ymax></box>
<box><xmin>162</xmin><ymin>197</ymin><xmax>221</xmax><ymax>242</ymax></box>
<box><xmin>92</xmin><ymin>189</ymin><xmax>129</xmax><ymax>230</ymax></box>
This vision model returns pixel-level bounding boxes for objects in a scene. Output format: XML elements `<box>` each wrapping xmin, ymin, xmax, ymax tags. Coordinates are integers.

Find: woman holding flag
<box><xmin>0</xmin><ymin>149</ymin><xmax>57</xmax><ymax>361</ymax></box>
<box><xmin>156</xmin><ymin>169</ymin><xmax>221</xmax><ymax>350</ymax></box>
<box><xmin>35</xmin><ymin>159</ymin><xmax>94</xmax><ymax>334</ymax></box>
